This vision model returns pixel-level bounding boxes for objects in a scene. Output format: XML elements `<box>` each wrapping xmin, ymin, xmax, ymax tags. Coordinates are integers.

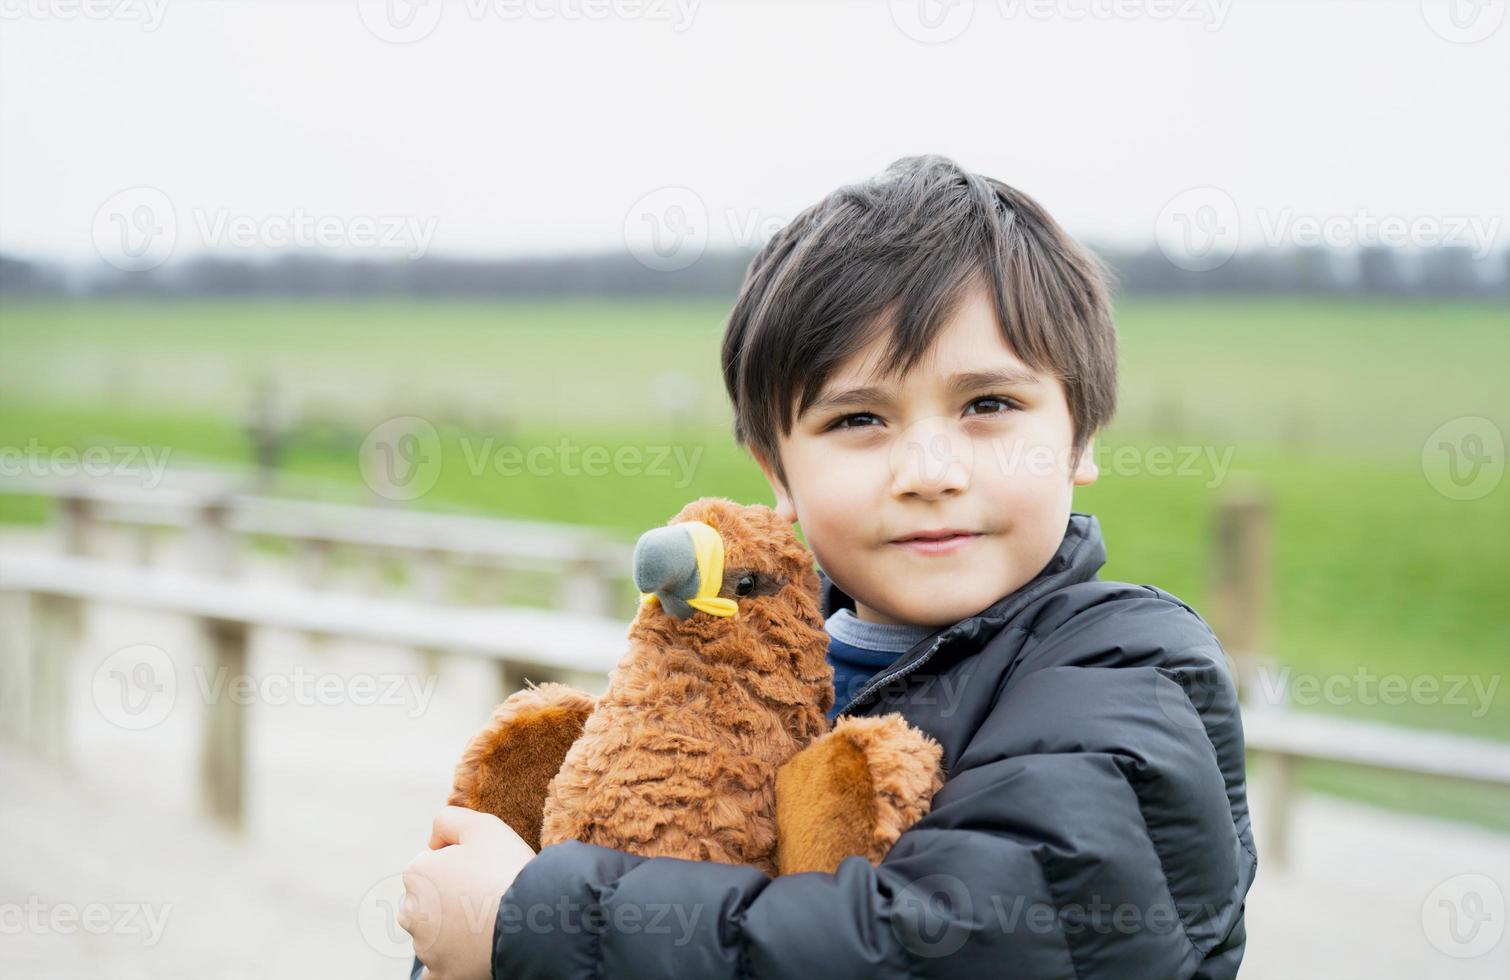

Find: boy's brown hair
<box><xmin>720</xmin><ymin>154</ymin><xmax>1118</xmax><ymax>486</ymax></box>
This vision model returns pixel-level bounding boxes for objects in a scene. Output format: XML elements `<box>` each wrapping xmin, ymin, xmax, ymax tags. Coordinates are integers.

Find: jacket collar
<box><xmin>818</xmin><ymin>512</ymin><xmax>1107</xmax><ymax>652</ymax></box>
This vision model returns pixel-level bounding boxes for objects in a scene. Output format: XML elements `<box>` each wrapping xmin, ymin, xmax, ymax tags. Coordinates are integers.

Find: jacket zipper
<box><xmin>835</xmin><ymin>629</ymin><xmax>955</xmax><ymax>719</ymax></box>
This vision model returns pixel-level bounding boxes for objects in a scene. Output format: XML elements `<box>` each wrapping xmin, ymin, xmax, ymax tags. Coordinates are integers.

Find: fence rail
<box><xmin>1241</xmin><ymin>708</ymin><xmax>1510</xmax><ymax>865</ymax></box>
<box><xmin>0</xmin><ymin>472</ymin><xmax>634</xmax><ymax>615</ymax></box>
<box><xmin>0</xmin><ymin>552</ymin><xmax>627</xmax><ymax>829</ymax></box>
<box><xmin>3</xmin><ymin>471</ymin><xmax>1508</xmax><ymax>860</ymax></box>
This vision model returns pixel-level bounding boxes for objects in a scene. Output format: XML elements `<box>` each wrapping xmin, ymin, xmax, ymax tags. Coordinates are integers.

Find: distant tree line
<box><xmin>1</xmin><ymin>244</ymin><xmax>1506</xmax><ymax>299</ymax></box>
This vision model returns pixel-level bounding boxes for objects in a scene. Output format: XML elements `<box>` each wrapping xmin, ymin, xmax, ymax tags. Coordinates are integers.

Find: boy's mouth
<box><xmin>889</xmin><ymin>529</ymin><xmax>983</xmax><ymax>556</ymax></box>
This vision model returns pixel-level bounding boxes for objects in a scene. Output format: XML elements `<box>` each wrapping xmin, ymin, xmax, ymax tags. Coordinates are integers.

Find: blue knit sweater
<box><xmin>824</xmin><ymin>609</ymin><xmax>937</xmax><ymax>721</ymax></box>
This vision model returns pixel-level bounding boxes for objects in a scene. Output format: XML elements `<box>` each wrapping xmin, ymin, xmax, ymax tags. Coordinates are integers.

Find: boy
<box><xmin>402</xmin><ymin>155</ymin><xmax>1256</xmax><ymax>979</ymax></box>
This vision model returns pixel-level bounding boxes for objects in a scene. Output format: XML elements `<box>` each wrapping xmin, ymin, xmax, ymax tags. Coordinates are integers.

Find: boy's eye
<box><xmin>965</xmin><ymin>396</ymin><xmax>1019</xmax><ymax>416</ymax></box>
<box><xmin>825</xmin><ymin>399</ymin><xmax>1017</xmax><ymax>429</ymax></box>
<box><xmin>829</xmin><ymin>413</ymin><xmax>881</xmax><ymax>430</ymax></box>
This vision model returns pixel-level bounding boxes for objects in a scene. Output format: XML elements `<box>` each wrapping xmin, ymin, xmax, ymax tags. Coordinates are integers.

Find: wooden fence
<box><xmin>2</xmin><ymin>472</ymin><xmax>1507</xmax><ymax>860</ymax></box>
<box><xmin>0</xmin><ymin>472</ymin><xmax>633</xmax><ymax>830</ymax></box>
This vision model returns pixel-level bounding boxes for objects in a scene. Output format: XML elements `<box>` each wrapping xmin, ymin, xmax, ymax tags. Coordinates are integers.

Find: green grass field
<box><xmin>2</xmin><ymin>295</ymin><xmax>1507</xmax><ymax>827</ymax></box>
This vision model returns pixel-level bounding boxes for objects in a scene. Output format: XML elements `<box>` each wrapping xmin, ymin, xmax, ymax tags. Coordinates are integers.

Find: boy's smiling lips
<box><xmin>888</xmin><ymin>528</ymin><xmax>984</xmax><ymax>555</ymax></box>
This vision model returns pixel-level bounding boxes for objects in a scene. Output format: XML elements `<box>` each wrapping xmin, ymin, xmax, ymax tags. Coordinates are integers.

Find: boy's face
<box><xmin>756</xmin><ymin>283</ymin><xmax>1099</xmax><ymax>628</ymax></box>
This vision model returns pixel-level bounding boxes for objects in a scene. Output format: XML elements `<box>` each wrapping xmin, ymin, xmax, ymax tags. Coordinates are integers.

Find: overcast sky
<box><xmin>1</xmin><ymin>0</ymin><xmax>1506</xmax><ymax>266</ymax></box>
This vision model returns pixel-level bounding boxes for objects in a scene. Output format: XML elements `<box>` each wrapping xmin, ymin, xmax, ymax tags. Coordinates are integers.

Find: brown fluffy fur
<box><xmin>775</xmin><ymin>715</ymin><xmax>945</xmax><ymax>875</ymax></box>
<box><xmin>447</xmin><ymin>683</ymin><xmax>596</xmax><ymax>852</ymax></box>
<box><xmin>448</xmin><ymin>498</ymin><xmax>944</xmax><ymax>877</ymax></box>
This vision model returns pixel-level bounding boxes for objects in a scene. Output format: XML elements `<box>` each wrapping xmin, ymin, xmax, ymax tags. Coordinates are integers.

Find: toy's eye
<box><xmin>735</xmin><ymin>573</ymin><xmax>757</xmax><ymax>597</ymax></box>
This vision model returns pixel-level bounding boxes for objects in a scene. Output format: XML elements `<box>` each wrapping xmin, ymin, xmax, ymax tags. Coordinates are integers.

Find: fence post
<box><xmin>18</xmin><ymin>492</ymin><xmax>91</xmax><ymax>764</ymax></box>
<box><xmin>1257</xmin><ymin>751</ymin><xmax>1296</xmax><ymax>867</ymax></box>
<box><xmin>57</xmin><ymin>493</ymin><xmax>91</xmax><ymax>557</ymax></box>
<box><xmin>189</xmin><ymin>498</ymin><xmax>238</xmax><ymax>578</ymax></box>
<box><xmin>200</xmin><ymin>618</ymin><xmax>248</xmax><ymax>830</ymax></box>
<box><xmin>413</xmin><ymin>549</ymin><xmax>448</xmax><ymax>604</ymax></box>
<box><xmin>299</xmin><ymin>538</ymin><xmax>333</xmax><ymax>588</ymax></box>
<box><xmin>1209</xmin><ymin>487</ymin><xmax>1294</xmax><ymax>866</ymax></box>
<box><xmin>29</xmin><ymin>592</ymin><xmax>80</xmax><ymax>765</ymax></box>
<box><xmin>190</xmin><ymin>497</ymin><xmax>246</xmax><ymax>829</ymax></box>
<box><xmin>561</xmin><ymin>558</ymin><xmax>614</xmax><ymax>619</ymax></box>
<box><xmin>1208</xmin><ymin>488</ymin><xmax>1273</xmax><ymax>704</ymax></box>
<box><xmin>0</xmin><ymin>592</ymin><xmax>29</xmax><ymax>744</ymax></box>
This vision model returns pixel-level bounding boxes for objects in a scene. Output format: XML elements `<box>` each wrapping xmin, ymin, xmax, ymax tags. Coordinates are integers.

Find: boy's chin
<box><xmin>858</xmin><ymin>585</ymin><xmax>1003</xmax><ymax>630</ymax></box>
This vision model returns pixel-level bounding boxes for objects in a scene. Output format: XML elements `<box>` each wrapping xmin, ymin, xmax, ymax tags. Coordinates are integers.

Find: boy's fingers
<box><xmin>402</xmin><ymin>849</ymin><xmax>431</xmax><ymax>888</ymax></box>
<box><xmin>428</xmin><ymin>804</ymin><xmax>493</xmax><ymax>849</ymax></box>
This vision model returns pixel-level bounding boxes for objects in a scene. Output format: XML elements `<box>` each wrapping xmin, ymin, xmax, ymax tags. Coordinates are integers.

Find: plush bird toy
<box><xmin>447</xmin><ymin>497</ymin><xmax>944</xmax><ymax>877</ymax></box>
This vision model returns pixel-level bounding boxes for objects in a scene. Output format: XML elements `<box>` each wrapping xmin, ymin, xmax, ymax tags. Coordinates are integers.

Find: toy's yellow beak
<box><xmin>634</xmin><ymin>520</ymin><xmax>739</xmax><ymax>619</ymax></box>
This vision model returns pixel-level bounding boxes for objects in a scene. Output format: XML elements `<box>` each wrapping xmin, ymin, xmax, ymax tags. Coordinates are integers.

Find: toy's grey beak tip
<box><xmin>633</xmin><ymin>524</ymin><xmax>698</xmax><ymax>614</ymax></box>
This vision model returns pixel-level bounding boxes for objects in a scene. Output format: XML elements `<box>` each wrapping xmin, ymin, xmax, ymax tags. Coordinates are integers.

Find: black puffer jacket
<box><xmin>435</xmin><ymin>511</ymin><xmax>1256</xmax><ymax>979</ymax></box>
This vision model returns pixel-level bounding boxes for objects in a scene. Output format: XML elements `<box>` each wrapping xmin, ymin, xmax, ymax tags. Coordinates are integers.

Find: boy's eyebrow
<box><xmin>804</xmin><ymin>366</ymin><xmax>1043</xmax><ymax>418</ymax></box>
<box><xmin>948</xmin><ymin>367</ymin><xmax>1043</xmax><ymax>392</ymax></box>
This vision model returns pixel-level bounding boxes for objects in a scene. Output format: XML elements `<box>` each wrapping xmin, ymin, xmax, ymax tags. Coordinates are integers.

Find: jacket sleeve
<box><xmin>490</xmin><ymin>592</ymin><xmax>1255</xmax><ymax>979</ymax></box>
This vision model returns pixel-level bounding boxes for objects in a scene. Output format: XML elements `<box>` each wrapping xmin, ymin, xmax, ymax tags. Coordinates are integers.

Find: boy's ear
<box><xmin>751</xmin><ymin>449</ymin><xmax>798</xmax><ymax>524</ymax></box>
<box><xmin>1071</xmin><ymin>437</ymin><xmax>1099</xmax><ymax>487</ymax></box>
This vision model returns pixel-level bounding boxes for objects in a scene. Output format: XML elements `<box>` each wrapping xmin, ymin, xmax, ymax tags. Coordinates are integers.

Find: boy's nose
<box><xmin>889</xmin><ymin>421</ymin><xmax>972</xmax><ymax>499</ymax></box>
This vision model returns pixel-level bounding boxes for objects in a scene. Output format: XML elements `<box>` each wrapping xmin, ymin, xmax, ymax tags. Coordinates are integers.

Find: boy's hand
<box><xmin>400</xmin><ymin>805</ymin><xmax>537</xmax><ymax>980</ymax></box>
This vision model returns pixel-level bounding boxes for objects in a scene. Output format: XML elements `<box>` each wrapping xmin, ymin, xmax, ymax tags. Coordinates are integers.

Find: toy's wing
<box><xmin>774</xmin><ymin>713</ymin><xmax>944</xmax><ymax>876</ymax></box>
<box><xmin>448</xmin><ymin>681</ymin><xmax>597</xmax><ymax>852</ymax></box>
